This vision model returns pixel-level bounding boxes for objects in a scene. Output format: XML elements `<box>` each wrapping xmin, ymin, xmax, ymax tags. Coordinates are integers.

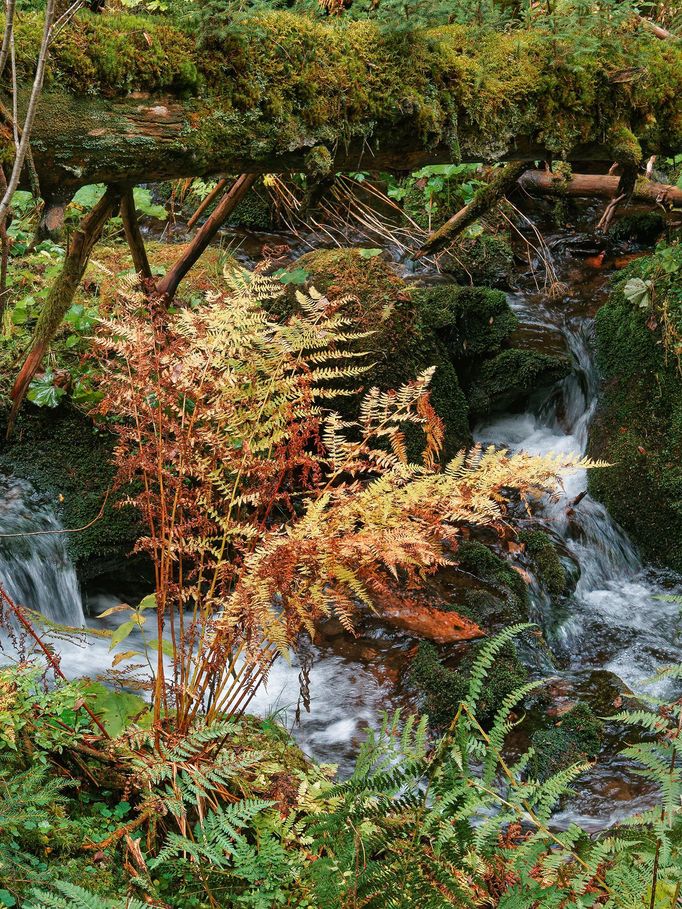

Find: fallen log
<box><xmin>4</xmin><ymin>10</ymin><xmax>681</xmax><ymax>194</ymax></box>
<box><xmin>519</xmin><ymin>170</ymin><xmax>682</xmax><ymax>207</ymax></box>
<box><xmin>415</xmin><ymin>162</ymin><xmax>529</xmax><ymax>259</ymax></box>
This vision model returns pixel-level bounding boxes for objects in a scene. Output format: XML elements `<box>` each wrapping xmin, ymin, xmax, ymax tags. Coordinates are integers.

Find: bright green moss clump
<box><xmin>529</xmin><ymin>702</ymin><xmax>604</xmax><ymax>781</ymax></box>
<box><xmin>410</xmin><ymin>639</ymin><xmax>528</xmax><ymax>728</ymax></box>
<box><xmin>518</xmin><ymin>530</ymin><xmax>567</xmax><ymax>596</ymax></box>
<box><xmin>588</xmin><ymin>243</ymin><xmax>682</xmax><ymax>571</ymax></box>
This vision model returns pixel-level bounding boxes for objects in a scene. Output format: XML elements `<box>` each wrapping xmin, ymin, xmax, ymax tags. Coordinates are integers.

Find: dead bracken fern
<box><xmin>93</xmin><ymin>268</ymin><xmax>603</xmax><ymax>733</ymax></box>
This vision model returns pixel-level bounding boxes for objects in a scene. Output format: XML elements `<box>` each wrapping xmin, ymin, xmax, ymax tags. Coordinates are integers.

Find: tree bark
<box><xmin>519</xmin><ymin>169</ymin><xmax>682</xmax><ymax>207</ymax></box>
<box><xmin>120</xmin><ymin>187</ymin><xmax>152</xmax><ymax>280</ymax></box>
<box><xmin>8</xmin><ymin>185</ymin><xmax>120</xmax><ymax>434</ymax></box>
<box><xmin>156</xmin><ymin>174</ymin><xmax>257</xmax><ymax>301</ymax></box>
<box><xmin>415</xmin><ymin>161</ymin><xmax>529</xmax><ymax>259</ymax></box>
<box><xmin>19</xmin><ymin>88</ymin><xmax>682</xmax><ymax>199</ymax></box>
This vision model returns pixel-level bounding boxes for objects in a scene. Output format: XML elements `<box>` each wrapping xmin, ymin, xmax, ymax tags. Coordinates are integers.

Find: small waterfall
<box><xmin>0</xmin><ymin>475</ymin><xmax>85</xmax><ymax>626</ymax></box>
<box><xmin>477</xmin><ymin>302</ymin><xmax>682</xmax><ymax>694</ymax></box>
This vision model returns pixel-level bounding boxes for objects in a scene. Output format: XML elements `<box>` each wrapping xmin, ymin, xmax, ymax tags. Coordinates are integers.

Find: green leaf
<box><xmin>133</xmin><ymin>186</ymin><xmax>168</xmax><ymax>221</ymax></box>
<box><xmin>275</xmin><ymin>267</ymin><xmax>309</xmax><ymax>285</ymax></box>
<box><xmin>148</xmin><ymin>638</ymin><xmax>175</xmax><ymax>657</ymax></box>
<box><xmin>26</xmin><ymin>374</ymin><xmax>66</xmax><ymax>408</ymax></box>
<box><xmin>81</xmin><ymin>682</ymin><xmax>152</xmax><ymax>737</ymax></box>
<box><xmin>109</xmin><ymin>620</ymin><xmax>135</xmax><ymax>650</ymax></box>
<box><xmin>359</xmin><ymin>248</ymin><xmax>382</xmax><ymax>259</ymax></box>
<box><xmin>137</xmin><ymin>593</ymin><xmax>157</xmax><ymax>611</ymax></box>
<box><xmin>0</xmin><ymin>890</ymin><xmax>16</xmax><ymax>908</ymax></box>
<box><xmin>623</xmin><ymin>277</ymin><xmax>652</xmax><ymax>309</ymax></box>
<box><xmin>71</xmin><ymin>184</ymin><xmax>106</xmax><ymax>210</ymax></box>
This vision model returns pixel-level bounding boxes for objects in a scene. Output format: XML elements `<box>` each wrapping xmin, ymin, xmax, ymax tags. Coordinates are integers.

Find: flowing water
<box><xmin>0</xmin><ymin>476</ymin><xmax>85</xmax><ymax>626</ymax></box>
<box><xmin>1</xmin><ymin>224</ymin><xmax>681</xmax><ymax>825</ymax></box>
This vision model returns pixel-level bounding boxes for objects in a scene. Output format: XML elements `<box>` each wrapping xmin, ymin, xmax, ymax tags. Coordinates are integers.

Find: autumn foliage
<box><xmin>94</xmin><ymin>269</ymin><xmax>598</xmax><ymax>731</ymax></box>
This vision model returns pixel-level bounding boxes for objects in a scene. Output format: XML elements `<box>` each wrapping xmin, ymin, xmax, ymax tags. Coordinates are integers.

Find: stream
<box><xmin>1</xmin><ymin>220</ymin><xmax>680</xmax><ymax>829</ymax></box>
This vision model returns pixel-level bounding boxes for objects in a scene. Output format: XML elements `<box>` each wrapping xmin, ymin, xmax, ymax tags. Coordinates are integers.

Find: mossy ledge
<box><xmin>6</xmin><ymin>9</ymin><xmax>682</xmax><ymax>194</ymax></box>
<box><xmin>588</xmin><ymin>242</ymin><xmax>682</xmax><ymax>572</ymax></box>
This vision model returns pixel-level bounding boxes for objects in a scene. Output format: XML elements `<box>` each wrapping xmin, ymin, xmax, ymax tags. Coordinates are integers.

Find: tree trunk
<box><xmin>519</xmin><ymin>169</ymin><xmax>682</xmax><ymax>206</ymax></box>
<box><xmin>156</xmin><ymin>174</ymin><xmax>257</xmax><ymax>301</ymax></box>
<box><xmin>8</xmin><ymin>185</ymin><xmax>120</xmax><ymax>434</ymax></box>
<box><xmin>120</xmin><ymin>187</ymin><xmax>152</xmax><ymax>280</ymax></box>
<box><xmin>415</xmin><ymin>162</ymin><xmax>529</xmax><ymax>259</ymax></box>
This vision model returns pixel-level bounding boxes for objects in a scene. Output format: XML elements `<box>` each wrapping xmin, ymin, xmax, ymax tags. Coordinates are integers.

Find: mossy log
<box><xmin>5</xmin><ymin>10</ymin><xmax>682</xmax><ymax>194</ymax></box>
<box><xmin>520</xmin><ymin>169</ymin><xmax>682</xmax><ymax>207</ymax></box>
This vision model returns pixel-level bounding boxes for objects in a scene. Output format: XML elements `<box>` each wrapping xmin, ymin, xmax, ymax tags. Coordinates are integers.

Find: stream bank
<box><xmin>0</xmin><ymin>206</ymin><xmax>680</xmax><ymax>829</ymax></box>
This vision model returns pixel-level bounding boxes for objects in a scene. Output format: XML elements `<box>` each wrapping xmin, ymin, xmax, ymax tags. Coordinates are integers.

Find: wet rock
<box><xmin>380</xmin><ymin>600</ymin><xmax>484</xmax><ymax>644</ymax></box>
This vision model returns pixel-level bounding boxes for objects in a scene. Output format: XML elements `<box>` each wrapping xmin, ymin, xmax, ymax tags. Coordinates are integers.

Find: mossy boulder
<box><xmin>409</xmin><ymin>638</ymin><xmax>528</xmax><ymax>728</ymax></box>
<box><xmin>282</xmin><ymin>250</ymin><xmax>570</xmax><ymax>462</ymax></box>
<box><xmin>293</xmin><ymin>249</ymin><xmax>472</xmax><ymax>457</ymax></box>
<box><xmin>437</xmin><ymin>539</ymin><xmax>532</xmax><ymax>632</ymax></box>
<box><xmin>518</xmin><ymin>530</ymin><xmax>567</xmax><ymax>596</ymax></box>
<box><xmin>0</xmin><ymin>405</ymin><xmax>142</xmax><ymax>582</ymax></box>
<box><xmin>609</xmin><ymin>211</ymin><xmax>666</xmax><ymax>245</ymax></box>
<box><xmin>467</xmin><ymin>348</ymin><xmax>570</xmax><ymax>420</ymax></box>
<box><xmin>411</xmin><ymin>284</ymin><xmax>517</xmax><ymax>362</ymax></box>
<box><xmin>588</xmin><ymin>243</ymin><xmax>682</xmax><ymax>571</ymax></box>
<box><xmin>441</xmin><ymin>232</ymin><xmax>515</xmax><ymax>288</ymax></box>
<box><xmin>529</xmin><ymin>701</ymin><xmax>605</xmax><ymax>781</ymax></box>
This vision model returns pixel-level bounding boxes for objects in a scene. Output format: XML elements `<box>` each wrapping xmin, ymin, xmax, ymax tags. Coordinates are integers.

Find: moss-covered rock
<box><xmin>454</xmin><ymin>540</ymin><xmax>530</xmax><ymax>625</ymax></box>
<box><xmin>518</xmin><ymin>530</ymin><xmax>567</xmax><ymax>596</ymax></box>
<box><xmin>293</xmin><ymin>249</ymin><xmax>472</xmax><ymax>457</ymax></box>
<box><xmin>588</xmin><ymin>242</ymin><xmax>682</xmax><ymax>571</ymax></box>
<box><xmin>0</xmin><ymin>405</ymin><xmax>141</xmax><ymax>581</ymax></box>
<box><xmin>529</xmin><ymin>701</ymin><xmax>604</xmax><ymax>781</ymax></box>
<box><xmin>441</xmin><ymin>232</ymin><xmax>515</xmax><ymax>288</ymax></box>
<box><xmin>467</xmin><ymin>348</ymin><xmax>570</xmax><ymax>420</ymax></box>
<box><xmin>409</xmin><ymin>638</ymin><xmax>528</xmax><ymax>728</ymax></box>
<box><xmin>412</xmin><ymin>284</ymin><xmax>517</xmax><ymax>361</ymax></box>
<box><xmin>609</xmin><ymin>211</ymin><xmax>666</xmax><ymax>245</ymax></box>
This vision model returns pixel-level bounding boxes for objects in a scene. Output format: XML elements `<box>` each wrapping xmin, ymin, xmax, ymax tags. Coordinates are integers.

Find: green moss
<box><xmin>467</xmin><ymin>348</ymin><xmax>570</xmax><ymax>420</ymax></box>
<box><xmin>228</xmin><ymin>179</ymin><xmax>274</xmax><ymax>229</ymax></box>
<box><xmin>588</xmin><ymin>243</ymin><xmax>682</xmax><ymax>571</ymax></box>
<box><xmin>293</xmin><ymin>248</ymin><xmax>472</xmax><ymax>457</ymax></box>
<box><xmin>441</xmin><ymin>232</ymin><xmax>515</xmax><ymax>288</ymax></box>
<box><xmin>529</xmin><ymin>702</ymin><xmax>604</xmax><ymax>781</ymax></box>
<box><xmin>304</xmin><ymin>145</ymin><xmax>333</xmax><ymax>177</ymax></box>
<box><xmin>12</xmin><ymin>9</ymin><xmax>682</xmax><ymax>182</ymax></box>
<box><xmin>410</xmin><ymin>639</ymin><xmax>528</xmax><ymax>728</ymax></box>
<box><xmin>455</xmin><ymin>540</ymin><xmax>529</xmax><ymax>624</ymax></box>
<box><xmin>608</xmin><ymin>211</ymin><xmax>666</xmax><ymax>244</ymax></box>
<box><xmin>0</xmin><ymin>405</ymin><xmax>141</xmax><ymax>578</ymax></box>
<box><xmin>608</xmin><ymin>124</ymin><xmax>643</xmax><ymax>169</ymax></box>
<box><xmin>412</xmin><ymin>284</ymin><xmax>517</xmax><ymax>360</ymax></box>
<box><xmin>518</xmin><ymin>530</ymin><xmax>567</xmax><ymax>596</ymax></box>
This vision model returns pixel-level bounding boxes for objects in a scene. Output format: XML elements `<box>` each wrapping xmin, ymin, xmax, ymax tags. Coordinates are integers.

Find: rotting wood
<box><xmin>519</xmin><ymin>170</ymin><xmax>682</xmax><ymax>207</ymax></box>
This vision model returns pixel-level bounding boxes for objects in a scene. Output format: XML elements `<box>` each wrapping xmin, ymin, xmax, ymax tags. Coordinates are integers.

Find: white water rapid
<box><xmin>0</xmin><ymin>476</ymin><xmax>85</xmax><ymax>626</ymax></box>
<box><xmin>476</xmin><ymin>290</ymin><xmax>682</xmax><ymax>696</ymax></box>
